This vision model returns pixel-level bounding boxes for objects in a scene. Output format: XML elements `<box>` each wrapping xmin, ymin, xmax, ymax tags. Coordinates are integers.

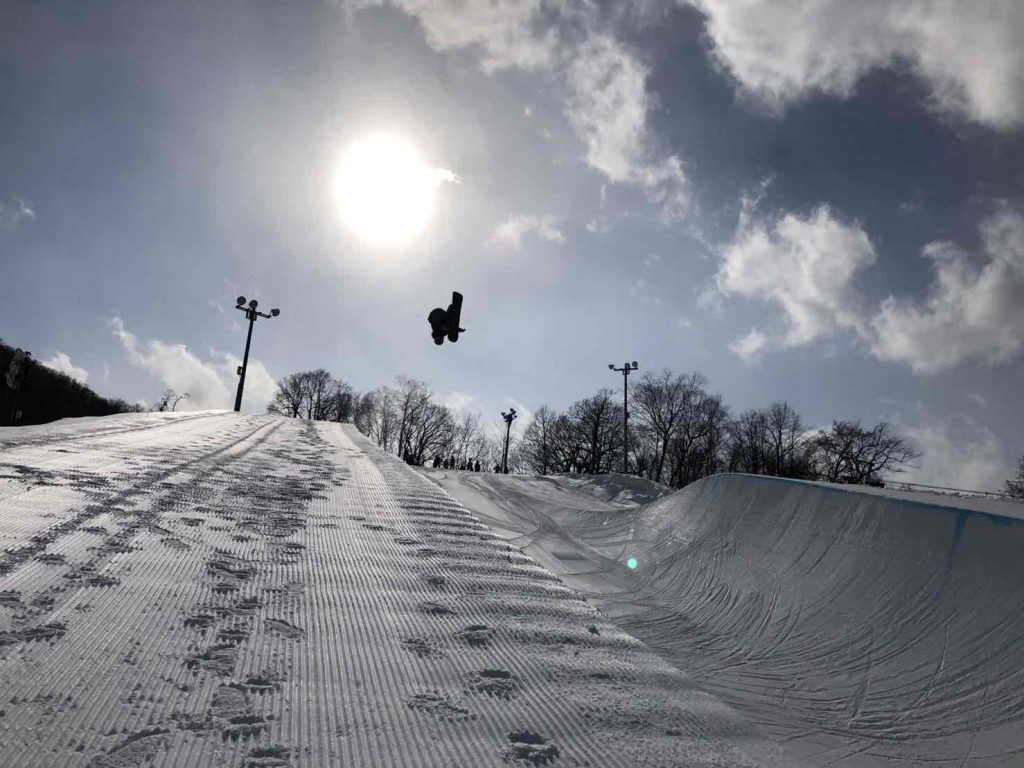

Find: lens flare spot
<box><xmin>627</xmin><ymin>557</ymin><xmax>638</xmax><ymax>570</ymax></box>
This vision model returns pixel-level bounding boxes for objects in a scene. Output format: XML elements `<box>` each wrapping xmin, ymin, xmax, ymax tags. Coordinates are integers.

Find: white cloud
<box><xmin>350</xmin><ymin>0</ymin><xmax>558</xmax><ymax>72</ymax></box>
<box><xmin>728</xmin><ymin>328</ymin><xmax>767</xmax><ymax>361</ymax></box>
<box><xmin>628</xmin><ymin>278</ymin><xmax>661</xmax><ymax>306</ymax></box>
<box><xmin>490</xmin><ymin>214</ymin><xmax>565</xmax><ymax>249</ymax></box>
<box><xmin>0</xmin><ymin>197</ymin><xmax>35</xmax><ymax>230</ymax></box>
<box><xmin>870</xmin><ymin>207</ymin><xmax>1024</xmax><ymax>372</ymax></box>
<box><xmin>442</xmin><ymin>391</ymin><xmax>483</xmax><ymax>417</ymax></box>
<box><xmin>897</xmin><ymin>417</ymin><xmax>1010</xmax><ymax>491</ymax></box>
<box><xmin>715</xmin><ymin>202</ymin><xmax>1024</xmax><ymax>373</ymax></box>
<box><xmin>716</xmin><ymin>204</ymin><xmax>876</xmax><ymax>347</ymax></box>
<box><xmin>109</xmin><ymin>316</ymin><xmax>275</xmax><ymax>412</ymax></box>
<box><xmin>565</xmin><ymin>34</ymin><xmax>688</xmax><ymax>221</ymax></box>
<box><xmin>692</xmin><ymin>0</ymin><xmax>1024</xmax><ymax>128</ymax></box>
<box><xmin>347</xmin><ymin>3</ymin><xmax>688</xmax><ymax>221</ymax></box>
<box><xmin>40</xmin><ymin>352</ymin><xmax>89</xmax><ymax>384</ymax></box>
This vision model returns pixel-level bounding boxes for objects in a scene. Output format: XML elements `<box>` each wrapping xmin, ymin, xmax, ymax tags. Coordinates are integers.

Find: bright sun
<box><xmin>334</xmin><ymin>133</ymin><xmax>453</xmax><ymax>248</ymax></box>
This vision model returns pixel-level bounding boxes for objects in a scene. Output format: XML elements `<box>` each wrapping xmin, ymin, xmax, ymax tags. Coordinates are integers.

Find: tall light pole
<box><xmin>233</xmin><ymin>296</ymin><xmax>280</xmax><ymax>412</ymax></box>
<box><xmin>501</xmin><ymin>408</ymin><xmax>517</xmax><ymax>474</ymax></box>
<box><xmin>609</xmin><ymin>361</ymin><xmax>638</xmax><ymax>474</ymax></box>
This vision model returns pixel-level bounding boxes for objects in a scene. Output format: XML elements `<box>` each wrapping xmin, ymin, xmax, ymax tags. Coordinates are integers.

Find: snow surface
<box><xmin>0</xmin><ymin>413</ymin><xmax>789</xmax><ymax>767</ymax></box>
<box><xmin>424</xmin><ymin>468</ymin><xmax>1024</xmax><ymax>767</ymax></box>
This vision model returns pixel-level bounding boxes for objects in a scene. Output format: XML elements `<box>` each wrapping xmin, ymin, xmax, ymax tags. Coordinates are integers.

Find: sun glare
<box><xmin>334</xmin><ymin>133</ymin><xmax>453</xmax><ymax>248</ymax></box>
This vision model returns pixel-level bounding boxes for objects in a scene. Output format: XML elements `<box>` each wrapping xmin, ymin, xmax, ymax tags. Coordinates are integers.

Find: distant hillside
<box><xmin>0</xmin><ymin>340</ymin><xmax>140</xmax><ymax>426</ymax></box>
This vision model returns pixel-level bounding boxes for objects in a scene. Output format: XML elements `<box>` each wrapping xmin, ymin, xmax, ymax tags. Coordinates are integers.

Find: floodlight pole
<box><xmin>501</xmin><ymin>408</ymin><xmax>517</xmax><ymax>474</ymax></box>
<box><xmin>609</xmin><ymin>361</ymin><xmax>638</xmax><ymax>474</ymax></box>
<box><xmin>233</xmin><ymin>296</ymin><xmax>280</xmax><ymax>412</ymax></box>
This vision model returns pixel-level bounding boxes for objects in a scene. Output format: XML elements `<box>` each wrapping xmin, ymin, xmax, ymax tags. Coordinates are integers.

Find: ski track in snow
<box><xmin>0</xmin><ymin>413</ymin><xmax>788</xmax><ymax>767</ymax></box>
<box><xmin>424</xmin><ymin>468</ymin><xmax>1024</xmax><ymax>767</ymax></box>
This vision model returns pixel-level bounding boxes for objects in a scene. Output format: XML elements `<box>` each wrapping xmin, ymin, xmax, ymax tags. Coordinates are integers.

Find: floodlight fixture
<box><xmin>232</xmin><ymin>294</ymin><xmax>281</xmax><ymax>412</ymax></box>
<box><xmin>609</xmin><ymin>360</ymin><xmax>640</xmax><ymax>474</ymax></box>
<box><xmin>500</xmin><ymin>408</ymin><xmax>518</xmax><ymax>474</ymax></box>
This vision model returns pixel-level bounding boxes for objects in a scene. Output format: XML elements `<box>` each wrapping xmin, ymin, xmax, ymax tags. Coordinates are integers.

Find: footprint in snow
<box><xmin>264</xmin><ymin>618</ymin><xmax>304</xmax><ymax>639</ymax></box>
<box><xmin>457</xmin><ymin>624</ymin><xmax>494</xmax><ymax>647</ymax></box>
<box><xmin>401</xmin><ymin>637</ymin><xmax>446</xmax><ymax>659</ymax></box>
<box><xmin>87</xmin><ymin>728</ymin><xmax>170</xmax><ymax>768</ymax></box>
<box><xmin>183</xmin><ymin>614</ymin><xmax>216</xmax><ymax>630</ymax></box>
<box><xmin>504</xmin><ymin>731</ymin><xmax>559</xmax><ymax>766</ymax></box>
<box><xmin>238</xmin><ymin>671</ymin><xmax>284</xmax><ymax>694</ymax></box>
<box><xmin>406</xmin><ymin>691</ymin><xmax>476</xmax><ymax>722</ymax></box>
<box><xmin>184</xmin><ymin>644</ymin><xmax>238</xmax><ymax>676</ymax></box>
<box><xmin>466</xmin><ymin>669</ymin><xmax>521</xmax><ymax>700</ymax></box>
<box><xmin>418</xmin><ymin>601</ymin><xmax>456</xmax><ymax>617</ymax></box>
<box><xmin>244</xmin><ymin>744</ymin><xmax>291</xmax><ymax>767</ymax></box>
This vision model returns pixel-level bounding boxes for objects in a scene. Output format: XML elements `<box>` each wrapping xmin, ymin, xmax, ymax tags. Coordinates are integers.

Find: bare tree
<box><xmin>407</xmin><ymin>402</ymin><xmax>454</xmax><ymax>465</ymax></box>
<box><xmin>330</xmin><ymin>380</ymin><xmax>354</xmax><ymax>422</ymax></box>
<box><xmin>726</xmin><ymin>403</ymin><xmax>813</xmax><ymax>479</ymax></box>
<box><xmin>449</xmin><ymin>411</ymin><xmax>486</xmax><ymax>467</ymax></box>
<box><xmin>665</xmin><ymin>374</ymin><xmax>713</xmax><ymax>487</ymax></box>
<box><xmin>727</xmin><ymin>409</ymin><xmax>767</xmax><ymax>474</ymax></box>
<box><xmin>631</xmin><ymin>370</ymin><xmax>705</xmax><ymax>483</ymax></box>
<box><xmin>303</xmin><ymin>369</ymin><xmax>334</xmax><ymax>420</ymax></box>
<box><xmin>550</xmin><ymin>413</ymin><xmax>587</xmax><ymax>473</ymax></box>
<box><xmin>352</xmin><ymin>391</ymin><xmax>377</xmax><ymax>435</ymax></box>
<box><xmin>394</xmin><ymin>376</ymin><xmax>431</xmax><ymax>457</ymax></box>
<box><xmin>1004</xmin><ymin>456</ymin><xmax>1024</xmax><ymax>499</ymax></box>
<box><xmin>811</xmin><ymin>420</ymin><xmax>920</xmax><ymax>484</ymax></box>
<box><xmin>696</xmin><ymin>393</ymin><xmax>731</xmax><ymax>478</ymax></box>
<box><xmin>157</xmin><ymin>389</ymin><xmax>175</xmax><ymax>412</ymax></box>
<box><xmin>519</xmin><ymin>406</ymin><xmax>559</xmax><ymax>474</ymax></box>
<box><xmin>369</xmin><ymin>387</ymin><xmax>399</xmax><ymax>451</ymax></box>
<box><xmin>267</xmin><ymin>373</ymin><xmax>306</xmax><ymax>418</ymax></box>
<box><xmin>570</xmin><ymin>389</ymin><xmax>623</xmax><ymax>473</ymax></box>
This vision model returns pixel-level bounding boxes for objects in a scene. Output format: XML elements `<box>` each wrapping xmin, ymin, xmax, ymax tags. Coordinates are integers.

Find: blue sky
<box><xmin>2</xmin><ymin>1</ymin><xmax>1023</xmax><ymax>490</ymax></box>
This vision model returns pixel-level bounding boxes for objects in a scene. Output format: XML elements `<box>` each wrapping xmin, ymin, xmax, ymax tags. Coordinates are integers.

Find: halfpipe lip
<box><xmin>701</xmin><ymin>472</ymin><xmax>1024</xmax><ymax>522</ymax></box>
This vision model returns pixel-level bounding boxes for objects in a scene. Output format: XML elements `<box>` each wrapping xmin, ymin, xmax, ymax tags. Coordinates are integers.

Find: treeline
<box><xmin>267</xmin><ymin>371</ymin><xmax>502</xmax><ymax>468</ymax></box>
<box><xmin>268</xmin><ymin>366</ymin><xmax>920</xmax><ymax>489</ymax></box>
<box><xmin>1007</xmin><ymin>457</ymin><xmax>1024</xmax><ymax>499</ymax></box>
<box><xmin>352</xmin><ymin>377</ymin><xmax>502</xmax><ymax>468</ymax></box>
<box><xmin>518</xmin><ymin>370</ymin><xmax>919</xmax><ymax>487</ymax></box>
<box><xmin>266</xmin><ymin>369</ymin><xmax>354</xmax><ymax>421</ymax></box>
<box><xmin>0</xmin><ymin>340</ymin><xmax>142</xmax><ymax>426</ymax></box>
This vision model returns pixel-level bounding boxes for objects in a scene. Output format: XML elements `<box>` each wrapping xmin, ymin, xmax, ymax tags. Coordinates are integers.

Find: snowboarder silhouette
<box><xmin>428</xmin><ymin>291</ymin><xmax>465</xmax><ymax>345</ymax></box>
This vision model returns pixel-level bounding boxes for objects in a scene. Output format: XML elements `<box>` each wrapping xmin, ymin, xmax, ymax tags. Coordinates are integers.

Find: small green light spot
<box><xmin>627</xmin><ymin>557</ymin><xmax>638</xmax><ymax>570</ymax></box>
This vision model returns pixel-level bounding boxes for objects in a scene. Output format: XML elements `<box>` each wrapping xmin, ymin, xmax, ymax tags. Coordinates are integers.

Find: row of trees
<box><xmin>517</xmin><ymin>369</ymin><xmax>920</xmax><ymax>487</ymax></box>
<box><xmin>265</xmin><ymin>371</ymin><xmax>504</xmax><ymax>468</ymax></box>
<box><xmin>1007</xmin><ymin>458</ymin><xmax>1024</xmax><ymax>499</ymax></box>
<box><xmin>267</xmin><ymin>367</ymin><xmax>923</xmax><ymax>489</ymax></box>
<box><xmin>351</xmin><ymin>377</ymin><xmax>499</xmax><ymax>467</ymax></box>
<box><xmin>267</xmin><ymin>369</ymin><xmax>354</xmax><ymax>422</ymax></box>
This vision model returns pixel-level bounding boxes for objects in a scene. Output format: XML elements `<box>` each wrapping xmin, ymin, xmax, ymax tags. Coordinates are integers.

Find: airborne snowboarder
<box><xmin>427</xmin><ymin>291</ymin><xmax>465</xmax><ymax>345</ymax></box>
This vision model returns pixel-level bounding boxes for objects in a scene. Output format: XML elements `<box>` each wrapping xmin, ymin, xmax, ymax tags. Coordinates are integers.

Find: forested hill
<box><xmin>0</xmin><ymin>340</ymin><xmax>140</xmax><ymax>426</ymax></box>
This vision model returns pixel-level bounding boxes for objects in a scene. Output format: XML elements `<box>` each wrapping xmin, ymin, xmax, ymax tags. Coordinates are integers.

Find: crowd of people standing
<box><xmin>400</xmin><ymin>450</ymin><xmax>501</xmax><ymax>472</ymax></box>
<box><xmin>431</xmin><ymin>455</ymin><xmax>482</xmax><ymax>472</ymax></box>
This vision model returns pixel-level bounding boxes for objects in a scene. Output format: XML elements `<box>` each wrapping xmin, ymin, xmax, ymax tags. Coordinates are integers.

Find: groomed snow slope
<box><xmin>0</xmin><ymin>413</ymin><xmax>790</xmax><ymax>768</ymax></box>
<box><xmin>423</xmin><ymin>469</ymin><xmax>1024</xmax><ymax>767</ymax></box>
